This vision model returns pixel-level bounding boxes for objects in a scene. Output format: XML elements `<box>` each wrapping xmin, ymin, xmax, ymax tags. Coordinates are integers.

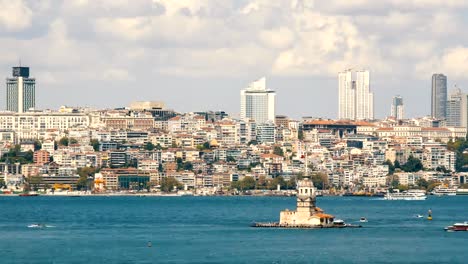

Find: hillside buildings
<box><xmin>6</xmin><ymin>66</ymin><xmax>35</xmax><ymax>113</ymax></box>
<box><xmin>240</xmin><ymin>77</ymin><xmax>275</xmax><ymax>124</ymax></box>
<box><xmin>338</xmin><ymin>70</ymin><xmax>373</xmax><ymax>121</ymax></box>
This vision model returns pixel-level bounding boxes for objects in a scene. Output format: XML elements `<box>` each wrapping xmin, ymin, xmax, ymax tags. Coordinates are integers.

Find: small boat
<box><xmin>359</xmin><ymin>217</ymin><xmax>368</xmax><ymax>223</ymax></box>
<box><xmin>28</xmin><ymin>224</ymin><xmax>45</xmax><ymax>228</ymax></box>
<box><xmin>444</xmin><ymin>222</ymin><xmax>468</xmax><ymax>232</ymax></box>
<box><xmin>333</xmin><ymin>219</ymin><xmax>346</xmax><ymax>227</ymax></box>
<box><xmin>415</xmin><ymin>214</ymin><xmax>424</xmax><ymax>218</ymax></box>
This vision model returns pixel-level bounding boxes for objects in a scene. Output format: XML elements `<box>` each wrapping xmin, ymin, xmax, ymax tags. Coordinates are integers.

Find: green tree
<box><xmin>144</xmin><ymin>142</ymin><xmax>155</xmax><ymax>151</ymax></box>
<box><xmin>310</xmin><ymin>172</ymin><xmax>329</xmax><ymax>190</ymax></box>
<box><xmin>267</xmin><ymin>176</ymin><xmax>286</xmax><ymax>190</ymax></box>
<box><xmin>0</xmin><ymin>178</ymin><xmax>5</xmax><ymax>188</ymax></box>
<box><xmin>90</xmin><ymin>139</ymin><xmax>100</xmax><ymax>151</ymax></box>
<box><xmin>256</xmin><ymin>175</ymin><xmax>267</xmax><ymax>189</ymax></box>
<box><xmin>416</xmin><ymin>178</ymin><xmax>429</xmax><ymax>190</ymax></box>
<box><xmin>160</xmin><ymin>177</ymin><xmax>183</xmax><ymax>192</ymax></box>
<box><xmin>69</xmin><ymin>138</ymin><xmax>78</xmax><ymax>145</ymax></box>
<box><xmin>76</xmin><ymin>167</ymin><xmax>96</xmax><ymax>190</ymax></box>
<box><xmin>247</xmin><ymin>140</ymin><xmax>258</xmax><ymax>146</ymax></box>
<box><xmin>397</xmin><ymin>184</ymin><xmax>409</xmax><ymax>192</ymax></box>
<box><xmin>402</xmin><ymin>156</ymin><xmax>423</xmax><ymax>172</ymax></box>
<box><xmin>34</xmin><ymin>140</ymin><xmax>42</xmax><ymax>151</ymax></box>
<box><xmin>273</xmin><ymin>146</ymin><xmax>284</xmax><ymax>157</ymax></box>
<box><xmin>298</xmin><ymin>130</ymin><xmax>304</xmax><ymax>140</ymax></box>
<box><xmin>226</xmin><ymin>156</ymin><xmax>236</xmax><ymax>162</ymax></box>
<box><xmin>183</xmin><ymin>162</ymin><xmax>193</xmax><ymax>171</ymax></box>
<box><xmin>59</xmin><ymin>137</ymin><xmax>69</xmax><ymax>146</ymax></box>
<box><xmin>394</xmin><ymin>160</ymin><xmax>401</xmax><ymax>169</ymax></box>
<box><xmin>383</xmin><ymin>159</ymin><xmax>395</xmax><ymax>175</ymax></box>
<box><xmin>239</xmin><ymin>176</ymin><xmax>255</xmax><ymax>191</ymax></box>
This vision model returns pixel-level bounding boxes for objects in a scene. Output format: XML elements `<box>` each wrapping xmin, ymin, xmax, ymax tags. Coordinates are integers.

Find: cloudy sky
<box><xmin>1</xmin><ymin>0</ymin><xmax>468</xmax><ymax>119</ymax></box>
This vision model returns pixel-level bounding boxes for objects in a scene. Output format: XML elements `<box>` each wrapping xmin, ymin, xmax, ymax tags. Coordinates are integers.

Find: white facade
<box><xmin>446</xmin><ymin>88</ymin><xmax>467</xmax><ymax>127</ymax></box>
<box><xmin>338</xmin><ymin>70</ymin><xmax>373</xmax><ymax>120</ymax></box>
<box><xmin>240</xmin><ymin>77</ymin><xmax>275</xmax><ymax>124</ymax></box>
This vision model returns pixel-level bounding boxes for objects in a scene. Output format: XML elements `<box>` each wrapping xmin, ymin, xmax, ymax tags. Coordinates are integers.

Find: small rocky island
<box><xmin>252</xmin><ymin>178</ymin><xmax>360</xmax><ymax>229</ymax></box>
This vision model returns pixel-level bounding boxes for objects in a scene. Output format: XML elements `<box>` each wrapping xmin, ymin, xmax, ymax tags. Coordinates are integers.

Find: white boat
<box><xmin>456</xmin><ymin>188</ymin><xmax>468</xmax><ymax>195</ymax></box>
<box><xmin>359</xmin><ymin>217</ymin><xmax>368</xmax><ymax>223</ymax></box>
<box><xmin>384</xmin><ymin>189</ymin><xmax>427</xmax><ymax>200</ymax></box>
<box><xmin>431</xmin><ymin>186</ymin><xmax>457</xmax><ymax>196</ymax></box>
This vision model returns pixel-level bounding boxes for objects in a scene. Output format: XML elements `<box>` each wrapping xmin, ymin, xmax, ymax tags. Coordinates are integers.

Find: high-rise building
<box><xmin>431</xmin><ymin>73</ymin><xmax>447</xmax><ymax>119</ymax></box>
<box><xmin>6</xmin><ymin>66</ymin><xmax>35</xmax><ymax>113</ymax></box>
<box><xmin>446</xmin><ymin>88</ymin><xmax>467</xmax><ymax>127</ymax></box>
<box><xmin>338</xmin><ymin>69</ymin><xmax>373</xmax><ymax>120</ymax></box>
<box><xmin>391</xmin><ymin>95</ymin><xmax>404</xmax><ymax>120</ymax></box>
<box><xmin>240</xmin><ymin>77</ymin><xmax>275</xmax><ymax>124</ymax></box>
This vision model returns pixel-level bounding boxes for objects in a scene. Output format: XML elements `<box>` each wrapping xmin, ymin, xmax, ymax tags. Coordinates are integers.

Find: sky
<box><xmin>1</xmin><ymin>0</ymin><xmax>468</xmax><ymax>119</ymax></box>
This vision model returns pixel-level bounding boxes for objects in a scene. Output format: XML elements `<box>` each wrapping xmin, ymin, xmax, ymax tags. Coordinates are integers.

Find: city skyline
<box><xmin>1</xmin><ymin>1</ymin><xmax>468</xmax><ymax>119</ymax></box>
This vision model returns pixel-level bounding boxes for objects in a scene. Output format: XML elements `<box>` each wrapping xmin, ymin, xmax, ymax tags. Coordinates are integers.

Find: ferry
<box><xmin>431</xmin><ymin>186</ymin><xmax>457</xmax><ymax>196</ymax></box>
<box><xmin>456</xmin><ymin>188</ymin><xmax>468</xmax><ymax>195</ymax></box>
<box><xmin>384</xmin><ymin>189</ymin><xmax>427</xmax><ymax>200</ymax></box>
<box><xmin>444</xmin><ymin>222</ymin><xmax>468</xmax><ymax>232</ymax></box>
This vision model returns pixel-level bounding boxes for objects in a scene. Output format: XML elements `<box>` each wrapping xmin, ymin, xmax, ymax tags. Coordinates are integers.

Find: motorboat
<box><xmin>384</xmin><ymin>189</ymin><xmax>427</xmax><ymax>200</ymax></box>
<box><xmin>333</xmin><ymin>219</ymin><xmax>346</xmax><ymax>227</ymax></box>
<box><xmin>444</xmin><ymin>222</ymin><xmax>468</xmax><ymax>232</ymax></box>
<box><xmin>359</xmin><ymin>217</ymin><xmax>368</xmax><ymax>223</ymax></box>
<box><xmin>415</xmin><ymin>214</ymin><xmax>424</xmax><ymax>218</ymax></box>
<box><xmin>28</xmin><ymin>224</ymin><xmax>45</xmax><ymax>228</ymax></box>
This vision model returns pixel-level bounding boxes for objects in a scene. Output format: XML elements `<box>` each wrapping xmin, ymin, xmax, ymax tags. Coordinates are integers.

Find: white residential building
<box><xmin>240</xmin><ymin>77</ymin><xmax>275</xmax><ymax>124</ymax></box>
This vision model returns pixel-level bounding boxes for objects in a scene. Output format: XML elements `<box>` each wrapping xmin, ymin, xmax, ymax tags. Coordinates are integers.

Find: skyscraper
<box><xmin>390</xmin><ymin>95</ymin><xmax>404</xmax><ymax>120</ymax></box>
<box><xmin>240</xmin><ymin>77</ymin><xmax>275</xmax><ymax>124</ymax></box>
<box><xmin>338</xmin><ymin>69</ymin><xmax>373</xmax><ymax>120</ymax></box>
<box><xmin>446</xmin><ymin>88</ymin><xmax>467</xmax><ymax>127</ymax></box>
<box><xmin>431</xmin><ymin>73</ymin><xmax>447</xmax><ymax>119</ymax></box>
<box><xmin>6</xmin><ymin>66</ymin><xmax>35</xmax><ymax>113</ymax></box>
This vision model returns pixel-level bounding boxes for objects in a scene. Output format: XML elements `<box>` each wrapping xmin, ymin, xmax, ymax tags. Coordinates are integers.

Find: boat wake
<box><xmin>27</xmin><ymin>224</ymin><xmax>55</xmax><ymax>229</ymax></box>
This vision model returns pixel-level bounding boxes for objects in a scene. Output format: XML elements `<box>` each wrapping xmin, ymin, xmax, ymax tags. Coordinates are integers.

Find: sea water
<box><xmin>0</xmin><ymin>196</ymin><xmax>467</xmax><ymax>263</ymax></box>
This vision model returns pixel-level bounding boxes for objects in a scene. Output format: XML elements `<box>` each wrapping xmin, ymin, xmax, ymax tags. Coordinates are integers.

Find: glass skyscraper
<box><xmin>391</xmin><ymin>95</ymin><xmax>404</xmax><ymax>120</ymax></box>
<box><xmin>6</xmin><ymin>66</ymin><xmax>35</xmax><ymax>113</ymax></box>
<box><xmin>431</xmin><ymin>73</ymin><xmax>447</xmax><ymax>119</ymax></box>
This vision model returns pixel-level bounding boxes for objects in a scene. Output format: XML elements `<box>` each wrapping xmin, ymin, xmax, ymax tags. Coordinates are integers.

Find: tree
<box><xmin>273</xmin><ymin>146</ymin><xmax>284</xmax><ymax>157</ymax></box>
<box><xmin>247</xmin><ymin>140</ymin><xmax>258</xmax><ymax>146</ymax></box>
<box><xmin>90</xmin><ymin>139</ymin><xmax>100</xmax><ymax>151</ymax></box>
<box><xmin>298</xmin><ymin>130</ymin><xmax>304</xmax><ymax>141</ymax></box>
<box><xmin>397</xmin><ymin>184</ymin><xmax>409</xmax><ymax>192</ymax></box>
<box><xmin>383</xmin><ymin>159</ymin><xmax>395</xmax><ymax>175</ymax></box>
<box><xmin>59</xmin><ymin>137</ymin><xmax>69</xmax><ymax>146</ymax></box>
<box><xmin>77</xmin><ymin>167</ymin><xmax>96</xmax><ymax>190</ymax></box>
<box><xmin>0</xmin><ymin>178</ymin><xmax>5</xmax><ymax>188</ymax></box>
<box><xmin>416</xmin><ymin>178</ymin><xmax>429</xmax><ymax>190</ymax></box>
<box><xmin>226</xmin><ymin>156</ymin><xmax>236</xmax><ymax>162</ymax></box>
<box><xmin>69</xmin><ymin>138</ymin><xmax>78</xmax><ymax>145</ymax></box>
<box><xmin>144</xmin><ymin>142</ymin><xmax>155</xmax><ymax>151</ymax></box>
<box><xmin>183</xmin><ymin>162</ymin><xmax>193</xmax><ymax>171</ymax></box>
<box><xmin>28</xmin><ymin>176</ymin><xmax>43</xmax><ymax>191</ymax></box>
<box><xmin>311</xmin><ymin>172</ymin><xmax>329</xmax><ymax>190</ymax></box>
<box><xmin>34</xmin><ymin>140</ymin><xmax>42</xmax><ymax>151</ymax></box>
<box><xmin>256</xmin><ymin>175</ymin><xmax>267</xmax><ymax>189</ymax></box>
<box><xmin>402</xmin><ymin>156</ymin><xmax>423</xmax><ymax>172</ymax></box>
<box><xmin>234</xmin><ymin>176</ymin><xmax>256</xmax><ymax>191</ymax></box>
<box><xmin>160</xmin><ymin>177</ymin><xmax>183</xmax><ymax>192</ymax></box>
<box><xmin>394</xmin><ymin>160</ymin><xmax>401</xmax><ymax>169</ymax></box>
<box><xmin>267</xmin><ymin>176</ymin><xmax>286</xmax><ymax>190</ymax></box>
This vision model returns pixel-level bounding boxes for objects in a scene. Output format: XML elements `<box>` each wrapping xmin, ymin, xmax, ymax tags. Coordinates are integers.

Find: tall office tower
<box><xmin>240</xmin><ymin>77</ymin><xmax>275</xmax><ymax>124</ymax></box>
<box><xmin>390</xmin><ymin>95</ymin><xmax>404</xmax><ymax>120</ymax></box>
<box><xmin>431</xmin><ymin>73</ymin><xmax>447</xmax><ymax>119</ymax></box>
<box><xmin>338</xmin><ymin>69</ymin><xmax>373</xmax><ymax>120</ymax></box>
<box><xmin>446</xmin><ymin>88</ymin><xmax>467</xmax><ymax>127</ymax></box>
<box><xmin>6</xmin><ymin>66</ymin><xmax>35</xmax><ymax>113</ymax></box>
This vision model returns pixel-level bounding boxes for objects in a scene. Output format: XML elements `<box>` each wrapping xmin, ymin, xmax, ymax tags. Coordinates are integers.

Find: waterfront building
<box><xmin>391</xmin><ymin>95</ymin><xmax>404</xmax><ymax>120</ymax></box>
<box><xmin>446</xmin><ymin>88</ymin><xmax>467</xmax><ymax>127</ymax></box>
<box><xmin>279</xmin><ymin>178</ymin><xmax>335</xmax><ymax>226</ymax></box>
<box><xmin>431</xmin><ymin>73</ymin><xmax>447</xmax><ymax>119</ymax></box>
<box><xmin>240</xmin><ymin>77</ymin><xmax>276</xmax><ymax>124</ymax></box>
<box><xmin>6</xmin><ymin>66</ymin><xmax>35</xmax><ymax>113</ymax></box>
<box><xmin>338</xmin><ymin>69</ymin><xmax>373</xmax><ymax>120</ymax></box>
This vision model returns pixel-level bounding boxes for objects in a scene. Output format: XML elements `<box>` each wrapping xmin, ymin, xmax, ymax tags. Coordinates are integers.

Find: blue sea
<box><xmin>0</xmin><ymin>195</ymin><xmax>467</xmax><ymax>263</ymax></box>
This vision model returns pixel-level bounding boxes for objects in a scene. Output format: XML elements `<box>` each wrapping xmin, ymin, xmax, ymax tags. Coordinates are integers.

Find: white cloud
<box><xmin>0</xmin><ymin>0</ymin><xmax>32</xmax><ymax>31</ymax></box>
